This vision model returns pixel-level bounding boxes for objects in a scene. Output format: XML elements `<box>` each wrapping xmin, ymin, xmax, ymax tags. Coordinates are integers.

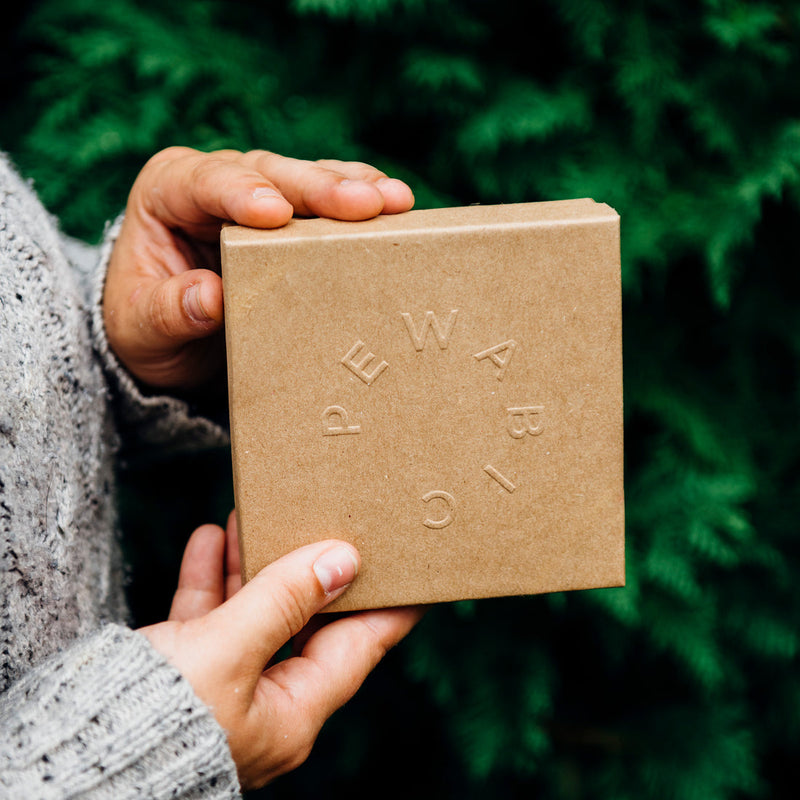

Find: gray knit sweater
<box><xmin>0</xmin><ymin>154</ymin><xmax>241</xmax><ymax>797</ymax></box>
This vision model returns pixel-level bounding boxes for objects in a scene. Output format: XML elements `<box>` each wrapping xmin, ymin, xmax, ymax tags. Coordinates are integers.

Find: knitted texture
<box><xmin>0</xmin><ymin>625</ymin><xmax>240</xmax><ymax>798</ymax></box>
<box><xmin>0</xmin><ymin>153</ymin><xmax>125</xmax><ymax>689</ymax></box>
<box><xmin>0</xmin><ymin>153</ymin><xmax>239</xmax><ymax>796</ymax></box>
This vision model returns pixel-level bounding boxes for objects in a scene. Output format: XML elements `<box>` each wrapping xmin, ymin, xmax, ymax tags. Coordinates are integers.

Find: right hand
<box><xmin>104</xmin><ymin>147</ymin><xmax>414</xmax><ymax>390</ymax></box>
<box><xmin>140</xmin><ymin>513</ymin><xmax>423</xmax><ymax>790</ymax></box>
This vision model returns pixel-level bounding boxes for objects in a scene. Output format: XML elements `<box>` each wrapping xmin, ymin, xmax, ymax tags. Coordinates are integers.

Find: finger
<box><xmin>169</xmin><ymin>524</ymin><xmax>227</xmax><ymax>621</ymax></box>
<box><xmin>136</xmin><ymin>147</ymin><xmax>295</xmax><ymax>236</ymax></box>
<box><xmin>243</xmin><ymin>151</ymin><xmax>414</xmax><ymax>220</ymax></box>
<box><xmin>206</xmin><ymin>540</ymin><xmax>360</xmax><ymax>686</ymax></box>
<box><xmin>225</xmin><ymin>509</ymin><xmax>243</xmax><ymax>600</ymax></box>
<box><xmin>136</xmin><ymin>148</ymin><xmax>414</xmax><ymax>238</ymax></box>
<box><xmin>263</xmin><ymin>606</ymin><xmax>424</xmax><ymax>726</ymax></box>
<box><xmin>314</xmin><ymin>159</ymin><xmax>415</xmax><ymax>215</ymax></box>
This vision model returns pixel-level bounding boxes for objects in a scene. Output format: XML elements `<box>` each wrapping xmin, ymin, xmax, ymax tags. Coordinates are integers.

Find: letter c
<box><xmin>422</xmin><ymin>490</ymin><xmax>456</xmax><ymax>529</ymax></box>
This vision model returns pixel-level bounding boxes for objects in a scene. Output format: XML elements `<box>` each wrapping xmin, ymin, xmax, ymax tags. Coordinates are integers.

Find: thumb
<box><xmin>138</xmin><ymin>269</ymin><xmax>224</xmax><ymax>351</ymax></box>
<box><xmin>206</xmin><ymin>540</ymin><xmax>360</xmax><ymax>689</ymax></box>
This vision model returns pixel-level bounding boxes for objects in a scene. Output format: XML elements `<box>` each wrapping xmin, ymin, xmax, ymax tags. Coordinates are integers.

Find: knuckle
<box><xmin>141</xmin><ymin>146</ymin><xmax>197</xmax><ymax>178</ymax></box>
<box><xmin>313</xmin><ymin>157</ymin><xmax>343</xmax><ymax>168</ymax></box>
<box><xmin>285</xmin><ymin>740</ymin><xmax>315</xmax><ymax>774</ymax></box>
<box><xmin>278</xmin><ymin>726</ymin><xmax>316</xmax><ymax>775</ymax></box>
<box><xmin>206</xmin><ymin>148</ymin><xmax>241</xmax><ymax>159</ymax></box>
<box><xmin>189</xmin><ymin>157</ymin><xmax>220</xmax><ymax>195</ymax></box>
<box><xmin>155</xmin><ymin>145</ymin><xmax>196</xmax><ymax>162</ymax></box>
<box><xmin>236</xmin><ymin>688</ymin><xmax>322</xmax><ymax>785</ymax></box>
<box><xmin>243</xmin><ymin>149</ymin><xmax>280</xmax><ymax>172</ymax></box>
<box><xmin>316</xmin><ymin>158</ymin><xmax>384</xmax><ymax>179</ymax></box>
<box><xmin>244</xmin><ymin>148</ymin><xmax>272</xmax><ymax>160</ymax></box>
<box><xmin>251</xmin><ymin>718</ymin><xmax>316</xmax><ymax>780</ymax></box>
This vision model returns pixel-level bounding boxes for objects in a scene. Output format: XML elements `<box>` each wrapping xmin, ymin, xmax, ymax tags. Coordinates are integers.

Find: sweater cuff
<box><xmin>90</xmin><ymin>215</ymin><xmax>229</xmax><ymax>452</ymax></box>
<box><xmin>0</xmin><ymin>625</ymin><xmax>240</xmax><ymax>799</ymax></box>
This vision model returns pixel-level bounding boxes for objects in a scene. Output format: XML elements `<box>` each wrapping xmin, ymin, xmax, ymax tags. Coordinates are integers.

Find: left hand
<box><xmin>103</xmin><ymin>146</ymin><xmax>415</xmax><ymax>389</ymax></box>
<box><xmin>142</xmin><ymin>511</ymin><xmax>424</xmax><ymax>789</ymax></box>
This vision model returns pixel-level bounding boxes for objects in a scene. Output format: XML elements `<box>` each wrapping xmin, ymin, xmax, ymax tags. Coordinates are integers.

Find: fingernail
<box><xmin>184</xmin><ymin>283</ymin><xmax>210</xmax><ymax>323</ymax></box>
<box><xmin>313</xmin><ymin>546</ymin><xmax>359</xmax><ymax>595</ymax></box>
<box><xmin>252</xmin><ymin>186</ymin><xmax>283</xmax><ymax>200</ymax></box>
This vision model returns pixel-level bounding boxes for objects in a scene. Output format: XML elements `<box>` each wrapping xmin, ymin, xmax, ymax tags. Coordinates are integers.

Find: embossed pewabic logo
<box><xmin>321</xmin><ymin>309</ymin><xmax>545</xmax><ymax>530</ymax></box>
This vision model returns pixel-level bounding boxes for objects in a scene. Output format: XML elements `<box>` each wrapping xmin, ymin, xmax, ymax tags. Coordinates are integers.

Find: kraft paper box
<box><xmin>221</xmin><ymin>199</ymin><xmax>624</xmax><ymax>611</ymax></box>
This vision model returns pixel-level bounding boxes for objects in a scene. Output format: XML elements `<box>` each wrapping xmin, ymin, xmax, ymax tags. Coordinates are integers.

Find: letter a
<box><xmin>473</xmin><ymin>339</ymin><xmax>517</xmax><ymax>381</ymax></box>
<box><xmin>401</xmin><ymin>309</ymin><xmax>459</xmax><ymax>351</ymax></box>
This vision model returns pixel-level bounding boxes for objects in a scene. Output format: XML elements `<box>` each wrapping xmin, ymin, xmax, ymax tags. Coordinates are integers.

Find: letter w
<box><xmin>401</xmin><ymin>310</ymin><xmax>459</xmax><ymax>351</ymax></box>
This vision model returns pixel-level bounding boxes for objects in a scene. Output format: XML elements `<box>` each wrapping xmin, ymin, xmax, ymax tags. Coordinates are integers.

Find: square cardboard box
<box><xmin>221</xmin><ymin>199</ymin><xmax>624</xmax><ymax>611</ymax></box>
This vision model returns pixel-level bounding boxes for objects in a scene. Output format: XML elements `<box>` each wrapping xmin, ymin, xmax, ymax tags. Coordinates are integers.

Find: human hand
<box><xmin>140</xmin><ymin>512</ymin><xmax>423</xmax><ymax>790</ymax></box>
<box><xmin>103</xmin><ymin>147</ymin><xmax>415</xmax><ymax>389</ymax></box>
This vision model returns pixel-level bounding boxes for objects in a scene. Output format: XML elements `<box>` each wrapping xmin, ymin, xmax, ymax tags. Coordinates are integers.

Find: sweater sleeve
<box><xmin>0</xmin><ymin>625</ymin><xmax>240</xmax><ymax>799</ymax></box>
<box><xmin>1</xmin><ymin>154</ymin><xmax>241</xmax><ymax>798</ymax></box>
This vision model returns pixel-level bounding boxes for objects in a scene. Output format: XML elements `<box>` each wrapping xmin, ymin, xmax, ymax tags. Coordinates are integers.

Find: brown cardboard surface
<box><xmin>221</xmin><ymin>199</ymin><xmax>624</xmax><ymax>611</ymax></box>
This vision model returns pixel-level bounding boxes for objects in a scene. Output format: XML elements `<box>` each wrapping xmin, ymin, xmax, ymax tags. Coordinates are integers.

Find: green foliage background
<box><xmin>2</xmin><ymin>0</ymin><xmax>800</xmax><ymax>797</ymax></box>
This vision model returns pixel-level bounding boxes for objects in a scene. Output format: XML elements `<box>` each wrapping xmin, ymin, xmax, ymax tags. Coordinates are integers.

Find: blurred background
<box><xmin>2</xmin><ymin>1</ymin><xmax>799</xmax><ymax>797</ymax></box>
